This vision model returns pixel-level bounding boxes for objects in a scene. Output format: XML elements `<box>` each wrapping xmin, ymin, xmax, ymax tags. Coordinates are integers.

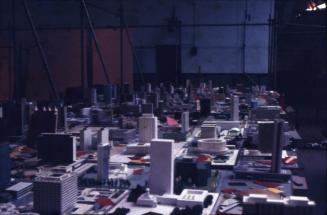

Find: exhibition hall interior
<box><xmin>0</xmin><ymin>0</ymin><xmax>326</xmax><ymax>214</ymax></box>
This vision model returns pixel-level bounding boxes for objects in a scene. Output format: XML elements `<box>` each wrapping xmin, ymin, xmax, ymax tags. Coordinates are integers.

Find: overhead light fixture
<box><xmin>306</xmin><ymin>1</ymin><xmax>326</xmax><ymax>11</ymax></box>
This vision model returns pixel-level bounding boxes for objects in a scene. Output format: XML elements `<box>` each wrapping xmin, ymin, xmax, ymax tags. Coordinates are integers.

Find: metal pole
<box><xmin>242</xmin><ymin>0</ymin><xmax>247</xmax><ymax>75</ymax></box>
<box><xmin>16</xmin><ymin>44</ymin><xmax>23</xmax><ymax>98</ymax></box>
<box><xmin>273</xmin><ymin>1</ymin><xmax>278</xmax><ymax>90</ymax></box>
<box><xmin>120</xmin><ymin>4</ymin><xmax>124</xmax><ymax>92</ymax></box>
<box><xmin>268</xmin><ymin>0</ymin><xmax>274</xmax><ymax>89</ymax></box>
<box><xmin>80</xmin><ymin>1</ymin><xmax>85</xmax><ymax>92</ymax></box>
<box><xmin>86</xmin><ymin>28</ymin><xmax>93</xmax><ymax>88</ymax></box>
<box><xmin>175</xmin><ymin>21</ymin><xmax>182</xmax><ymax>86</ymax></box>
<box><xmin>123</xmin><ymin>19</ymin><xmax>145</xmax><ymax>86</ymax></box>
<box><xmin>80</xmin><ymin>0</ymin><xmax>110</xmax><ymax>84</ymax></box>
<box><xmin>8</xmin><ymin>46</ymin><xmax>12</xmax><ymax>100</ymax></box>
<box><xmin>22</xmin><ymin>0</ymin><xmax>59</xmax><ymax>99</ymax></box>
<box><xmin>241</xmin><ymin>0</ymin><xmax>256</xmax><ymax>86</ymax></box>
<box><xmin>178</xmin><ymin>22</ymin><xmax>182</xmax><ymax>85</ymax></box>
<box><xmin>10</xmin><ymin>0</ymin><xmax>16</xmax><ymax>100</ymax></box>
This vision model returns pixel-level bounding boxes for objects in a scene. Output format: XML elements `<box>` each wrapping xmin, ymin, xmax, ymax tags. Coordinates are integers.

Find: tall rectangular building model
<box><xmin>149</xmin><ymin>139</ymin><xmax>174</xmax><ymax>195</ymax></box>
<box><xmin>139</xmin><ymin>114</ymin><xmax>158</xmax><ymax>144</ymax></box>
<box><xmin>97</xmin><ymin>143</ymin><xmax>110</xmax><ymax>183</ymax></box>
<box><xmin>33</xmin><ymin>173</ymin><xmax>78</xmax><ymax>215</ymax></box>
<box><xmin>181</xmin><ymin>111</ymin><xmax>189</xmax><ymax>132</ymax></box>
<box><xmin>231</xmin><ymin>95</ymin><xmax>239</xmax><ymax>121</ymax></box>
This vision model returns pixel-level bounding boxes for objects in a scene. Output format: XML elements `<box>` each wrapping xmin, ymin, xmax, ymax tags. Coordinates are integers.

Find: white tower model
<box><xmin>149</xmin><ymin>139</ymin><xmax>174</xmax><ymax>195</ymax></box>
<box><xmin>80</xmin><ymin>128</ymin><xmax>92</xmax><ymax>151</ymax></box>
<box><xmin>97</xmin><ymin>143</ymin><xmax>110</xmax><ymax>183</ymax></box>
<box><xmin>139</xmin><ymin>114</ymin><xmax>158</xmax><ymax>144</ymax></box>
<box><xmin>181</xmin><ymin>111</ymin><xmax>190</xmax><ymax>132</ymax></box>
<box><xmin>97</xmin><ymin>128</ymin><xmax>109</xmax><ymax>145</ymax></box>
<box><xmin>231</xmin><ymin>95</ymin><xmax>239</xmax><ymax>121</ymax></box>
<box><xmin>146</xmin><ymin>83</ymin><xmax>152</xmax><ymax>93</ymax></box>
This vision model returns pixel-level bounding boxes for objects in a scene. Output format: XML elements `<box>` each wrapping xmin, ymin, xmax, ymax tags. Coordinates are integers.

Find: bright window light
<box><xmin>317</xmin><ymin>3</ymin><xmax>326</xmax><ymax>9</ymax></box>
<box><xmin>306</xmin><ymin>1</ymin><xmax>326</xmax><ymax>11</ymax></box>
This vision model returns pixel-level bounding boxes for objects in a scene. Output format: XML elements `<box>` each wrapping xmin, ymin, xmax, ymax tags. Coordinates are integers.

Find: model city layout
<box><xmin>0</xmin><ymin>82</ymin><xmax>315</xmax><ymax>215</ymax></box>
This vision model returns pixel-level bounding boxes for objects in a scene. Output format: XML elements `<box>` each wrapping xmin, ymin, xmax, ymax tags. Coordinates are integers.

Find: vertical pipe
<box><xmin>120</xmin><ymin>4</ymin><xmax>124</xmax><ymax>93</ymax></box>
<box><xmin>80</xmin><ymin>0</ymin><xmax>110</xmax><ymax>84</ymax></box>
<box><xmin>16</xmin><ymin>44</ymin><xmax>23</xmax><ymax>99</ymax></box>
<box><xmin>80</xmin><ymin>2</ymin><xmax>85</xmax><ymax>93</ymax></box>
<box><xmin>273</xmin><ymin>0</ymin><xmax>278</xmax><ymax>90</ymax></box>
<box><xmin>178</xmin><ymin>21</ymin><xmax>182</xmax><ymax>86</ymax></box>
<box><xmin>23</xmin><ymin>48</ymin><xmax>29</xmax><ymax>98</ymax></box>
<box><xmin>268</xmin><ymin>0</ymin><xmax>274</xmax><ymax>89</ymax></box>
<box><xmin>22</xmin><ymin>0</ymin><xmax>59</xmax><ymax>99</ymax></box>
<box><xmin>242</xmin><ymin>0</ymin><xmax>248</xmax><ymax>75</ymax></box>
<box><xmin>10</xmin><ymin>0</ymin><xmax>16</xmax><ymax>100</ymax></box>
<box><xmin>123</xmin><ymin>20</ymin><xmax>144</xmax><ymax>86</ymax></box>
<box><xmin>268</xmin><ymin>14</ymin><xmax>272</xmax><ymax>76</ymax></box>
<box><xmin>8</xmin><ymin>41</ymin><xmax>12</xmax><ymax>100</ymax></box>
<box><xmin>175</xmin><ymin>23</ymin><xmax>179</xmax><ymax>86</ymax></box>
<box><xmin>86</xmin><ymin>29</ymin><xmax>93</xmax><ymax>88</ymax></box>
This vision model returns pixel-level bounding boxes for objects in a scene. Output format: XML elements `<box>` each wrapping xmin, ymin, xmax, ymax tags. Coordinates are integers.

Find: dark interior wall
<box><xmin>0</xmin><ymin>43</ymin><xmax>11</xmax><ymax>100</ymax></box>
<box><xmin>129</xmin><ymin>0</ymin><xmax>274</xmax><ymax>75</ymax></box>
<box><xmin>0</xmin><ymin>0</ymin><xmax>326</xmax><ymax>104</ymax></box>
<box><xmin>24</xmin><ymin>30</ymin><xmax>83</xmax><ymax>99</ymax></box>
<box><xmin>0</xmin><ymin>29</ymin><xmax>133</xmax><ymax>100</ymax></box>
<box><xmin>0</xmin><ymin>0</ymin><xmax>133</xmax><ymax>100</ymax></box>
<box><xmin>0</xmin><ymin>0</ymin><xmax>274</xmax><ymax>99</ymax></box>
<box><xmin>92</xmin><ymin>29</ymin><xmax>134</xmax><ymax>90</ymax></box>
<box><xmin>275</xmin><ymin>1</ymin><xmax>326</xmax><ymax>108</ymax></box>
